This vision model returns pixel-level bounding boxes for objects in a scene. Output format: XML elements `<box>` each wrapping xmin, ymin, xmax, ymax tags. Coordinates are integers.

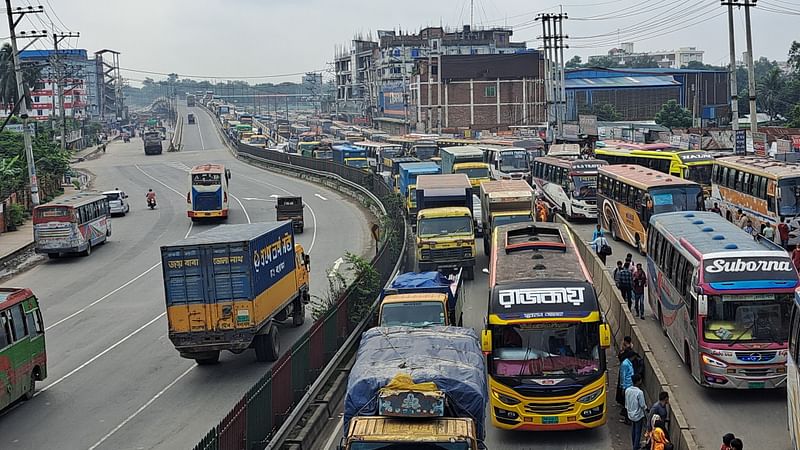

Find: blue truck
<box><xmin>398</xmin><ymin>161</ymin><xmax>441</xmax><ymax>219</ymax></box>
<box><xmin>160</xmin><ymin>222</ymin><xmax>311</xmax><ymax>364</ymax></box>
<box><xmin>332</xmin><ymin>144</ymin><xmax>368</xmax><ymax>170</ymax></box>
<box><xmin>378</xmin><ymin>270</ymin><xmax>463</xmax><ymax>327</ymax></box>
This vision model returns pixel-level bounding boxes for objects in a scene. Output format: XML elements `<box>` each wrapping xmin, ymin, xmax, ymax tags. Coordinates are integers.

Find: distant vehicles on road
<box><xmin>102</xmin><ymin>190</ymin><xmax>130</xmax><ymax>216</ymax></box>
<box><xmin>187</xmin><ymin>113</ymin><xmax>196</xmax><ymax>125</ymax></box>
<box><xmin>143</xmin><ymin>130</ymin><xmax>163</xmax><ymax>155</ymax></box>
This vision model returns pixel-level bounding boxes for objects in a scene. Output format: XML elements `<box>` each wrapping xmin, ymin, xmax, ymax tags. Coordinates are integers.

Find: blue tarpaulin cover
<box><xmin>383</xmin><ymin>271</ymin><xmax>453</xmax><ymax>299</ymax></box>
<box><xmin>343</xmin><ymin>326</ymin><xmax>488</xmax><ymax>440</ymax></box>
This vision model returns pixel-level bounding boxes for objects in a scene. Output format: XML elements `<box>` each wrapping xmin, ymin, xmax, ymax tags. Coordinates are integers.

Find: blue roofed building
<box><xmin>565</xmin><ymin>67</ymin><xmax>730</xmax><ymax>124</ymax></box>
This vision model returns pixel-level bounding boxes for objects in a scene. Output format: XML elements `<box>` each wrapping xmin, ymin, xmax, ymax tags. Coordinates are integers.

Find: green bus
<box><xmin>0</xmin><ymin>288</ymin><xmax>46</xmax><ymax>409</ymax></box>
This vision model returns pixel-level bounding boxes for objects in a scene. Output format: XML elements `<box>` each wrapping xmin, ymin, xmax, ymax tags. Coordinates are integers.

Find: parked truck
<box><xmin>187</xmin><ymin>113</ymin><xmax>196</xmax><ymax>125</ymax></box>
<box><xmin>378</xmin><ymin>270</ymin><xmax>463</xmax><ymax>327</ymax></box>
<box><xmin>440</xmin><ymin>146</ymin><xmax>491</xmax><ymax>188</ymax></box>
<box><xmin>276</xmin><ymin>196</ymin><xmax>304</xmax><ymax>233</ymax></box>
<box><xmin>414</xmin><ymin>174</ymin><xmax>476</xmax><ymax>280</ymax></box>
<box><xmin>479</xmin><ymin>180</ymin><xmax>535</xmax><ymax>255</ymax></box>
<box><xmin>160</xmin><ymin>222</ymin><xmax>310</xmax><ymax>364</ymax></box>
<box><xmin>143</xmin><ymin>130</ymin><xmax>163</xmax><ymax>155</ymax></box>
<box><xmin>398</xmin><ymin>161</ymin><xmax>441</xmax><ymax>219</ymax></box>
<box><xmin>342</xmin><ymin>326</ymin><xmax>487</xmax><ymax>450</ymax></box>
<box><xmin>332</xmin><ymin>144</ymin><xmax>369</xmax><ymax>170</ymax></box>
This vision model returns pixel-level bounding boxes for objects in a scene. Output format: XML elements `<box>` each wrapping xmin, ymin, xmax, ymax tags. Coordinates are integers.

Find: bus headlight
<box><xmin>701</xmin><ymin>353</ymin><xmax>728</xmax><ymax>368</ymax></box>
<box><xmin>492</xmin><ymin>390</ymin><xmax>521</xmax><ymax>406</ymax></box>
<box><xmin>577</xmin><ymin>387</ymin><xmax>604</xmax><ymax>404</ymax></box>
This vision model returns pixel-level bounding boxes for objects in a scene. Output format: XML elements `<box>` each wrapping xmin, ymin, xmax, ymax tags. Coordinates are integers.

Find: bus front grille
<box><xmin>524</xmin><ymin>402</ymin><xmax>574</xmax><ymax>414</ymax></box>
<box><xmin>36</xmin><ymin>228</ymin><xmax>72</xmax><ymax>239</ymax></box>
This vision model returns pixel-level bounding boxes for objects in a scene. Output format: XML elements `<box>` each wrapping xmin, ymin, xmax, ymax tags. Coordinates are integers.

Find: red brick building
<box><xmin>410</xmin><ymin>52</ymin><xmax>547</xmax><ymax>133</ymax></box>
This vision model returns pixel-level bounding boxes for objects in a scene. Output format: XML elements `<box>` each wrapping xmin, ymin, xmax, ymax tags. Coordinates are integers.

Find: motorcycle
<box><xmin>147</xmin><ymin>198</ymin><xmax>156</xmax><ymax>210</ymax></box>
<box><xmin>123</xmin><ymin>136</ymin><xmax>130</xmax><ymax>143</ymax></box>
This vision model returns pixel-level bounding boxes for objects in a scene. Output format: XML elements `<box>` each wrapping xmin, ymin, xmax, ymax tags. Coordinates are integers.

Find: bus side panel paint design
<box><xmin>598</xmin><ymin>197</ymin><xmax>647</xmax><ymax>252</ymax></box>
<box><xmin>0</xmin><ymin>291</ymin><xmax>46</xmax><ymax>410</ymax></box>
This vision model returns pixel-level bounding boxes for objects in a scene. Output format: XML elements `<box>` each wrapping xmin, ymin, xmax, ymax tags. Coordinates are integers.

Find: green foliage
<box><xmin>758</xmin><ymin>67</ymin><xmax>787</xmax><ymax>123</ymax></box>
<box><xmin>681</xmin><ymin>61</ymin><xmax>726</xmax><ymax>71</ymax></box>
<box><xmin>565</xmin><ymin>55</ymin><xmax>583</xmax><ymax>69</ymax></box>
<box><xmin>310</xmin><ymin>267</ymin><xmax>346</xmax><ymax>322</ymax></box>
<box><xmin>344</xmin><ymin>252</ymin><xmax>381</xmax><ymax>326</ymax></box>
<box><xmin>8</xmin><ymin>203</ymin><xmax>25</xmax><ymax>227</ymax></box>
<box><xmin>789</xmin><ymin>104</ymin><xmax>800</xmax><ymax>128</ymax></box>
<box><xmin>655</xmin><ymin>100</ymin><xmax>693</xmax><ymax>129</ymax></box>
<box><xmin>0</xmin><ymin>43</ymin><xmax>43</xmax><ymax>112</ymax></box>
<box><xmin>379</xmin><ymin>193</ymin><xmax>404</xmax><ymax>253</ymax></box>
<box><xmin>592</xmin><ymin>102</ymin><xmax>622</xmax><ymax>121</ymax></box>
<box><xmin>0</xmin><ymin>129</ymin><xmax>69</xmax><ymax>201</ymax></box>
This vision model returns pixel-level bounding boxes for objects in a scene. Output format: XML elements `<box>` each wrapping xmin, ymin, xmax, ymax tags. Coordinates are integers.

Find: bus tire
<box><xmin>255</xmin><ymin>324</ymin><xmax>280</xmax><ymax>362</ymax></box>
<box><xmin>292</xmin><ymin>300</ymin><xmax>305</xmax><ymax>327</ymax></box>
<box><xmin>48</xmin><ymin>253</ymin><xmax>59</xmax><ymax>259</ymax></box>
<box><xmin>610</xmin><ymin>222</ymin><xmax>620</xmax><ymax>241</ymax></box>
<box><xmin>635</xmin><ymin>234</ymin><xmax>644</xmax><ymax>255</ymax></box>
<box><xmin>561</xmin><ymin>203</ymin><xmax>568</xmax><ymax>220</ymax></box>
<box><xmin>195</xmin><ymin>352</ymin><xmax>220</xmax><ymax>365</ymax></box>
<box><xmin>81</xmin><ymin>244</ymin><xmax>92</xmax><ymax>257</ymax></box>
<box><xmin>683</xmin><ymin>343</ymin><xmax>692</xmax><ymax>374</ymax></box>
<box><xmin>22</xmin><ymin>371</ymin><xmax>36</xmax><ymax>400</ymax></box>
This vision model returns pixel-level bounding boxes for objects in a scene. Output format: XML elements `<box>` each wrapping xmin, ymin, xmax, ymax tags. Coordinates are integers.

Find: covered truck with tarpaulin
<box><xmin>342</xmin><ymin>326</ymin><xmax>487</xmax><ymax>449</ymax></box>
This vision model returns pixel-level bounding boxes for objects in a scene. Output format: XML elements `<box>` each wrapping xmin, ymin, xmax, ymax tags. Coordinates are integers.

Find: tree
<box><xmin>566</xmin><ymin>55</ymin><xmax>583</xmax><ymax>68</ymax></box>
<box><xmin>625</xmin><ymin>54</ymin><xmax>658</xmax><ymax>68</ymax></box>
<box><xmin>592</xmin><ymin>102</ymin><xmax>622</xmax><ymax>121</ymax></box>
<box><xmin>789</xmin><ymin>103</ymin><xmax>800</xmax><ymax>129</ymax></box>
<box><xmin>789</xmin><ymin>41</ymin><xmax>800</xmax><ymax>74</ymax></box>
<box><xmin>757</xmin><ymin>67</ymin><xmax>787</xmax><ymax>122</ymax></box>
<box><xmin>0</xmin><ymin>43</ymin><xmax>41</xmax><ymax>112</ymax></box>
<box><xmin>588</xmin><ymin>55</ymin><xmax>622</xmax><ymax>68</ymax></box>
<box><xmin>682</xmin><ymin>61</ymin><xmax>726</xmax><ymax>71</ymax></box>
<box><xmin>655</xmin><ymin>99</ymin><xmax>693</xmax><ymax>129</ymax></box>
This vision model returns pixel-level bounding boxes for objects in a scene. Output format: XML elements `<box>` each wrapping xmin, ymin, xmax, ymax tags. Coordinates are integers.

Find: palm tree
<box><xmin>758</xmin><ymin>67</ymin><xmax>787</xmax><ymax>123</ymax></box>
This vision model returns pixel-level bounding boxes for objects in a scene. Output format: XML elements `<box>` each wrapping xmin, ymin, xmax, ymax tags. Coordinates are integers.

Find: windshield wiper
<box><xmin>728</xmin><ymin>322</ymin><xmax>756</xmax><ymax>347</ymax></box>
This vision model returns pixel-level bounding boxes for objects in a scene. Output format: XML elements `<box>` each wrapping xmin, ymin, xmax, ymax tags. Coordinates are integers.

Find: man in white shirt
<box><xmin>625</xmin><ymin>373</ymin><xmax>647</xmax><ymax>450</ymax></box>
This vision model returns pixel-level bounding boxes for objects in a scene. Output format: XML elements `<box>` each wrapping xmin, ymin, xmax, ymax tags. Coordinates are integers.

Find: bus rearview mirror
<box><xmin>698</xmin><ymin>294</ymin><xmax>708</xmax><ymax>316</ymax></box>
<box><xmin>481</xmin><ymin>329</ymin><xmax>492</xmax><ymax>353</ymax></box>
<box><xmin>599</xmin><ymin>323</ymin><xmax>611</xmax><ymax>349</ymax></box>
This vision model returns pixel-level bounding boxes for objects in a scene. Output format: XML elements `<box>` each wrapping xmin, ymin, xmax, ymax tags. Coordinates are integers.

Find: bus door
<box><xmin>0</xmin><ymin>311</ymin><xmax>12</xmax><ymax>407</ymax></box>
<box><xmin>3</xmin><ymin>305</ymin><xmax>30</xmax><ymax>401</ymax></box>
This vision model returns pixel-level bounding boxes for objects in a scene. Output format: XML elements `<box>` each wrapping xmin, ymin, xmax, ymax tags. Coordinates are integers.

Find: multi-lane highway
<box><xmin>0</xmin><ymin>104</ymin><xmax>372</xmax><ymax>449</ymax></box>
<box><xmin>568</xmin><ymin>220</ymin><xmax>790</xmax><ymax>450</ymax></box>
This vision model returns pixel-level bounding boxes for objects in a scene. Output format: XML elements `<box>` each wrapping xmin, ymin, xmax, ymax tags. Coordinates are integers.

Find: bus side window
<box><xmin>712</xmin><ymin>164</ymin><xmax>719</xmax><ymax>183</ymax></box>
<box><xmin>9</xmin><ymin>304</ymin><xmax>27</xmax><ymax>341</ymax></box>
<box><xmin>26</xmin><ymin>310</ymin><xmax>42</xmax><ymax>335</ymax></box>
<box><xmin>790</xmin><ymin>306</ymin><xmax>800</xmax><ymax>361</ymax></box>
<box><xmin>0</xmin><ymin>313</ymin><xmax>9</xmax><ymax>348</ymax></box>
<box><xmin>735</xmin><ymin>170</ymin><xmax>744</xmax><ymax>191</ymax></box>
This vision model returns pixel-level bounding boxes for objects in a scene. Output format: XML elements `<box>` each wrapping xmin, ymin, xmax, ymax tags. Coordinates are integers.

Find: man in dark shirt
<box><xmin>618</xmin><ymin>262</ymin><xmax>633</xmax><ymax>309</ymax></box>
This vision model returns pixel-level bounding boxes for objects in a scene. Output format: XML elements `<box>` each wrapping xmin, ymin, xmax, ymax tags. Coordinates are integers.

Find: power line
<box><xmin>118</xmin><ymin>66</ymin><xmax>326</xmax><ymax>80</ymax></box>
<box><xmin>42</xmin><ymin>0</ymin><xmax>69</xmax><ymax>30</ymax></box>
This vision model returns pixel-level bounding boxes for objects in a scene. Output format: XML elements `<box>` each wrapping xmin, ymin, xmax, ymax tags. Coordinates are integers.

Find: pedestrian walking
<box><xmin>729</xmin><ymin>438</ymin><xmax>743</xmax><ymax>450</ymax></box>
<box><xmin>710</xmin><ymin>202</ymin><xmax>722</xmax><ymax>215</ymax></box>
<box><xmin>762</xmin><ymin>222</ymin><xmax>775</xmax><ymax>242</ymax></box>
<box><xmin>618</xmin><ymin>262</ymin><xmax>634</xmax><ymax>309</ymax></box>
<box><xmin>589</xmin><ymin>231</ymin><xmax>611</xmax><ymax>264</ymax></box>
<box><xmin>647</xmin><ymin>392</ymin><xmax>670</xmax><ymax>435</ymax></box>
<box><xmin>614</xmin><ymin>260</ymin><xmax>623</xmax><ymax>286</ymax></box>
<box><xmin>633</xmin><ymin>263</ymin><xmax>647</xmax><ymax>319</ymax></box>
<box><xmin>743</xmin><ymin>220</ymin><xmax>755</xmax><ymax>237</ymax></box>
<box><xmin>593</xmin><ymin>224</ymin><xmax>603</xmax><ymax>241</ymax></box>
<box><xmin>720</xmin><ymin>433</ymin><xmax>736</xmax><ymax>450</ymax></box>
<box><xmin>779</xmin><ymin>219</ymin><xmax>791</xmax><ymax>249</ymax></box>
<box><xmin>626</xmin><ymin>374</ymin><xmax>647</xmax><ymax>450</ymax></box>
<box><xmin>616</xmin><ymin>336</ymin><xmax>636</xmax><ymax>420</ymax></box>
<box><xmin>649</xmin><ymin>419</ymin><xmax>670</xmax><ymax>450</ymax></box>
<box><xmin>626</xmin><ymin>252</ymin><xmax>634</xmax><ymax>269</ymax></box>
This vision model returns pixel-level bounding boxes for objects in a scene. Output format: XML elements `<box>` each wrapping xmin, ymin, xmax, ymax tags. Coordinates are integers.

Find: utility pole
<box><xmin>537</xmin><ymin>12</ymin><xmax>568</xmax><ymax>141</ymax></box>
<box><xmin>5</xmin><ymin>1</ymin><xmax>46</xmax><ymax>206</ymax></box>
<box><xmin>724</xmin><ymin>1</ymin><xmax>739</xmax><ymax>130</ymax></box>
<box><xmin>742</xmin><ymin>0</ymin><xmax>758</xmax><ymax>134</ymax></box>
<box><xmin>53</xmin><ymin>31</ymin><xmax>80</xmax><ymax>151</ymax></box>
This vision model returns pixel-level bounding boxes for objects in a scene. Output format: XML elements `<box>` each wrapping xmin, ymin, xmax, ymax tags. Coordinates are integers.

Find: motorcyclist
<box><xmin>146</xmin><ymin>189</ymin><xmax>157</xmax><ymax>207</ymax></box>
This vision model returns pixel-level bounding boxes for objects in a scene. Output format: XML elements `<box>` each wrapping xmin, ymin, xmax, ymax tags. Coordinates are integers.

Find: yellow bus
<box><xmin>597</xmin><ymin>164</ymin><xmax>703</xmax><ymax>254</ymax></box>
<box><xmin>594</xmin><ymin>146</ymin><xmax>714</xmax><ymax>189</ymax></box>
<box><xmin>711</xmin><ymin>156</ymin><xmax>800</xmax><ymax>247</ymax></box>
<box><xmin>483</xmin><ymin>222</ymin><xmax>611</xmax><ymax>431</ymax></box>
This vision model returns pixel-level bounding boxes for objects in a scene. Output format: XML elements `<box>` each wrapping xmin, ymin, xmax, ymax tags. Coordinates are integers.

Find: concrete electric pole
<box><xmin>537</xmin><ymin>12</ymin><xmax>568</xmax><ymax>141</ymax></box>
<box><xmin>52</xmin><ymin>31</ymin><xmax>80</xmax><ymax>151</ymax></box>
<box><xmin>723</xmin><ymin>1</ymin><xmax>739</xmax><ymax>131</ymax></box>
<box><xmin>5</xmin><ymin>1</ymin><xmax>46</xmax><ymax>206</ymax></box>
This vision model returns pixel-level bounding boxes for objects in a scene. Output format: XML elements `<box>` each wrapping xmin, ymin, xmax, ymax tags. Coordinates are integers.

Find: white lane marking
<box><xmin>230</xmin><ymin>193</ymin><xmax>252</xmax><ymax>224</ymax></box>
<box><xmin>46</xmin><ymin>262</ymin><xmax>162</xmax><ymax>331</ymax></box>
<box><xmin>242</xmin><ymin>197</ymin><xmax>274</xmax><ymax>202</ymax></box>
<box><xmin>315</xmin><ymin>193</ymin><xmax>328</xmax><ymax>201</ymax></box>
<box><xmin>328</xmin><ymin>257</ymin><xmax>344</xmax><ymax>279</ymax></box>
<box><xmin>134</xmin><ymin>164</ymin><xmax>185</xmax><ymax>197</ymax></box>
<box><xmin>36</xmin><ymin>313</ymin><xmax>166</xmax><ymax>396</ymax></box>
<box><xmin>87</xmin><ymin>364</ymin><xmax>196</xmax><ymax>450</ymax></box>
<box><xmin>237</xmin><ymin>173</ymin><xmax>318</xmax><ymax>254</ymax></box>
<box><xmin>322</xmin><ymin>418</ymin><xmax>343</xmax><ymax>450</ymax></box>
<box><xmin>197</xmin><ymin>120</ymin><xmax>206</xmax><ymax>150</ymax></box>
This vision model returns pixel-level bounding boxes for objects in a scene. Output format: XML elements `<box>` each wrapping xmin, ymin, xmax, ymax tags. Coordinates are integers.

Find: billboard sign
<box><xmin>776</xmin><ymin>139</ymin><xmax>791</xmax><ymax>154</ymax></box>
<box><xmin>379</xmin><ymin>82</ymin><xmax>407</xmax><ymax>118</ymax></box>
<box><xmin>578</xmin><ymin>115</ymin><xmax>598</xmax><ymax>136</ymax></box>
<box><xmin>735</xmin><ymin>130</ymin><xmax>747</xmax><ymax>155</ymax></box>
<box><xmin>752</xmin><ymin>131</ymin><xmax>767</xmax><ymax>157</ymax></box>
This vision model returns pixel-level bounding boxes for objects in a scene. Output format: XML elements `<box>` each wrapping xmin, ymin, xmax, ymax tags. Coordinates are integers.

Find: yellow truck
<box><xmin>440</xmin><ymin>145</ymin><xmax>491</xmax><ymax>188</ymax></box>
<box><xmin>479</xmin><ymin>180</ymin><xmax>535</xmax><ymax>255</ymax></box>
<box><xmin>378</xmin><ymin>270</ymin><xmax>463</xmax><ymax>327</ymax></box>
<box><xmin>342</xmin><ymin>326</ymin><xmax>487</xmax><ymax>450</ymax></box>
<box><xmin>415</xmin><ymin>174</ymin><xmax>476</xmax><ymax>280</ymax></box>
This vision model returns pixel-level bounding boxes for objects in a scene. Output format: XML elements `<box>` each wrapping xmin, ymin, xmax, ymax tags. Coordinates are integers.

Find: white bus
<box><xmin>479</xmin><ymin>146</ymin><xmax>531</xmax><ymax>182</ymax></box>
<box><xmin>531</xmin><ymin>156</ymin><xmax>607</xmax><ymax>220</ymax></box>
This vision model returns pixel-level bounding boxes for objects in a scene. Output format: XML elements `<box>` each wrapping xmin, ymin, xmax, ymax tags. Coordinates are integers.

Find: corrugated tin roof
<box><xmin>566</xmin><ymin>75</ymin><xmax>680</xmax><ymax>89</ymax></box>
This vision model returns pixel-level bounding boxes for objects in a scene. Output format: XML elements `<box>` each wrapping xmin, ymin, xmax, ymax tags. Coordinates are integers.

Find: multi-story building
<box><xmin>334</xmin><ymin>25</ymin><xmax>529</xmax><ymax>132</ymax></box>
<box><xmin>411</xmin><ymin>52</ymin><xmax>547</xmax><ymax>133</ymax></box>
<box><xmin>589</xmin><ymin>43</ymin><xmax>705</xmax><ymax>69</ymax></box>
<box><xmin>334</xmin><ymin>38</ymin><xmax>378</xmax><ymax>117</ymax></box>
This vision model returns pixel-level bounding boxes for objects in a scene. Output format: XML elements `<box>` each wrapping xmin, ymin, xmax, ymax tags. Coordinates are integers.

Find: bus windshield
<box><xmin>778</xmin><ymin>178</ymin><xmax>800</xmax><ymax>216</ymax></box>
<box><xmin>704</xmin><ymin>294</ymin><xmax>792</xmax><ymax>344</ymax></box>
<box><xmin>417</xmin><ymin>216</ymin><xmax>472</xmax><ymax>237</ymax></box>
<box><xmin>347</xmin><ymin>159</ymin><xmax>368</xmax><ymax>169</ymax></box>
<box><xmin>316</xmin><ymin>150</ymin><xmax>333</xmax><ymax>159</ymax></box>
<box><xmin>490</xmin><ymin>323</ymin><xmax>601</xmax><ymax>378</ymax></box>
<box><xmin>493</xmin><ymin>214</ymin><xmax>533</xmax><ymax>228</ymax></box>
<box><xmin>456</xmin><ymin>167</ymin><xmax>490</xmax><ymax>179</ymax></box>
<box><xmin>34</xmin><ymin>206</ymin><xmax>71</xmax><ymax>219</ymax></box>
<box><xmin>414</xmin><ymin>146</ymin><xmax>437</xmax><ymax>160</ymax></box>
<box><xmin>349</xmin><ymin>443</ymin><xmax>471</xmax><ymax>450</ymax></box>
<box><xmin>499</xmin><ymin>151</ymin><xmax>529</xmax><ymax>172</ymax></box>
<box><xmin>686</xmin><ymin>164</ymin><xmax>713</xmax><ymax>185</ymax></box>
<box><xmin>571</xmin><ymin>175</ymin><xmax>597</xmax><ymax>200</ymax></box>
<box><xmin>192</xmin><ymin>173</ymin><xmax>222</xmax><ymax>186</ymax></box>
<box><xmin>380</xmin><ymin>302</ymin><xmax>446</xmax><ymax>327</ymax></box>
<box><xmin>649</xmin><ymin>186</ymin><xmax>704</xmax><ymax>215</ymax></box>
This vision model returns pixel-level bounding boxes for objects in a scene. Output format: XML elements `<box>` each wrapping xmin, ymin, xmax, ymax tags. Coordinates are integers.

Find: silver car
<box><xmin>103</xmin><ymin>190</ymin><xmax>130</xmax><ymax>216</ymax></box>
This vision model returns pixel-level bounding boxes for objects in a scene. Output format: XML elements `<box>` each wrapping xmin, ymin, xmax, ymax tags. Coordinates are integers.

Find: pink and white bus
<box><xmin>647</xmin><ymin>211</ymin><xmax>797</xmax><ymax>389</ymax></box>
<box><xmin>33</xmin><ymin>192</ymin><xmax>111</xmax><ymax>258</ymax></box>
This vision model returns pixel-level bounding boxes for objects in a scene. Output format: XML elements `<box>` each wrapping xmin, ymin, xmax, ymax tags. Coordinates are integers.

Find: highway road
<box><xmin>567</xmin><ymin>220</ymin><xmax>790</xmax><ymax>450</ymax></box>
<box><xmin>0</xmin><ymin>104</ymin><xmax>372</xmax><ymax>449</ymax></box>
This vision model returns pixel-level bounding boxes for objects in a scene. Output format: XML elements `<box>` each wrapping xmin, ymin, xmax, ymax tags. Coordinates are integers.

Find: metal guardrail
<box><xmin>169</xmin><ymin>115</ymin><xmax>184</xmax><ymax>152</ymax></box>
<box><xmin>192</xmin><ymin>110</ymin><xmax>407</xmax><ymax>450</ymax></box>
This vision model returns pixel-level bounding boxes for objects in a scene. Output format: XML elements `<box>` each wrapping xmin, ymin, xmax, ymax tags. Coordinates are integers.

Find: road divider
<box><xmin>558</xmin><ymin>217</ymin><xmax>698</xmax><ymax>450</ymax></box>
<box><xmin>191</xmin><ymin>104</ymin><xmax>407</xmax><ymax>450</ymax></box>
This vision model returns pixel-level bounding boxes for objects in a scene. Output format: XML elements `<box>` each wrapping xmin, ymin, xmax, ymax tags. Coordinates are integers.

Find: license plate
<box><xmin>748</xmin><ymin>382</ymin><xmax>765</xmax><ymax>389</ymax></box>
<box><xmin>542</xmin><ymin>416</ymin><xmax>559</xmax><ymax>425</ymax></box>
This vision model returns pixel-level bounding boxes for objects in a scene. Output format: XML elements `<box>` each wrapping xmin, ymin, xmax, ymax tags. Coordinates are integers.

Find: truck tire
<box><xmin>292</xmin><ymin>300</ymin><xmax>305</xmax><ymax>327</ymax></box>
<box><xmin>483</xmin><ymin>237</ymin><xmax>490</xmax><ymax>256</ymax></box>
<box><xmin>464</xmin><ymin>266</ymin><xmax>475</xmax><ymax>281</ymax></box>
<box><xmin>255</xmin><ymin>323</ymin><xmax>280</xmax><ymax>362</ymax></box>
<box><xmin>195</xmin><ymin>351</ymin><xmax>220</xmax><ymax>365</ymax></box>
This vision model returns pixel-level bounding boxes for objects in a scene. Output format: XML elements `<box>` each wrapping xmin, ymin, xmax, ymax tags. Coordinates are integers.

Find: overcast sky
<box><xmin>26</xmin><ymin>0</ymin><xmax>800</xmax><ymax>85</ymax></box>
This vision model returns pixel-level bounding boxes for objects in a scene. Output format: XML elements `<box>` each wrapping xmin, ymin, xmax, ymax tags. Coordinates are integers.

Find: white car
<box><xmin>103</xmin><ymin>190</ymin><xmax>130</xmax><ymax>216</ymax></box>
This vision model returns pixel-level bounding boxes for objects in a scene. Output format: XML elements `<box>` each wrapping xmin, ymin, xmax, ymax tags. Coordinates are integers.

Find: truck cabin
<box><xmin>187</xmin><ymin>113</ymin><xmax>196</xmax><ymax>124</ymax></box>
<box><xmin>379</xmin><ymin>293</ymin><xmax>449</xmax><ymax>327</ymax></box>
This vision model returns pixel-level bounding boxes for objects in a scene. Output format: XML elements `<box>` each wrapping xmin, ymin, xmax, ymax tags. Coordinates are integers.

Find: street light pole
<box><xmin>5</xmin><ymin>0</ymin><xmax>46</xmax><ymax>206</ymax></box>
